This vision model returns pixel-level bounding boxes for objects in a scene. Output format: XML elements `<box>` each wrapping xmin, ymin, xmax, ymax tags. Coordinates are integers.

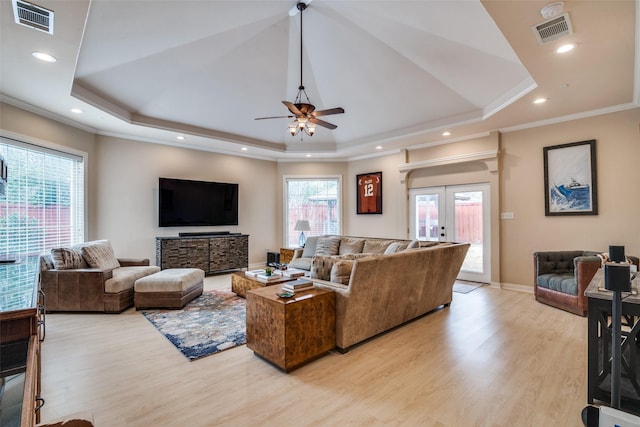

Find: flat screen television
<box><xmin>159</xmin><ymin>177</ymin><xmax>238</xmax><ymax>227</ymax></box>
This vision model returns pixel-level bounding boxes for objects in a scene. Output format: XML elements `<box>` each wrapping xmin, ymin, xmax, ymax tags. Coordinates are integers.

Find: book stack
<box><xmin>281</xmin><ymin>278</ymin><xmax>314</xmax><ymax>292</ymax></box>
<box><xmin>245</xmin><ymin>269</ymin><xmax>266</xmax><ymax>277</ymax></box>
<box><xmin>279</xmin><ymin>268</ymin><xmax>306</xmax><ymax>278</ymax></box>
<box><xmin>256</xmin><ymin>273</ymin><xmax>283</xmax><ymax>282</ymax></box>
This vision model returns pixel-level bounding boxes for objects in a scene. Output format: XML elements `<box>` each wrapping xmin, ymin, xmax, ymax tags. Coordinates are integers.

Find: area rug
<box><xmin>453</xmin><ymin>281</ymin><xmax>486</xmax><ymax>294</ymax></box>
<box><xmin>141</xmin><ymin>289</ymin><xmax>246</xmax><ymax>361</ymax></box>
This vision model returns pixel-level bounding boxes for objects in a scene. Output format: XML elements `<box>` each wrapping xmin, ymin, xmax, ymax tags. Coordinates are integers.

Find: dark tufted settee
<box><xmin>533</xmin><ymin>250</ymin><xmax>639</xmax><ymax>316</ymax></box>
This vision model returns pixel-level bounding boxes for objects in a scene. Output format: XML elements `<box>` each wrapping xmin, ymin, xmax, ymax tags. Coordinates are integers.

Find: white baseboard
<box><xmin>498</xmin><ymin>282</ymin><xmax>534</xmax><ymax>294</ymax></box>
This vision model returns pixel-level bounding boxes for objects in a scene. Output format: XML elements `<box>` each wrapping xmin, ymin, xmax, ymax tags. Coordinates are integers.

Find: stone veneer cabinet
<box><xmin>156</xmin><ymin>234</ymin><xmax>249</xmax><ymax>275</ymax></box>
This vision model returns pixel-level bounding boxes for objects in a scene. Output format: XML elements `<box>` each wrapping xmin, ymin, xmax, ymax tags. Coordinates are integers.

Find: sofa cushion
<box><xmin>105</xmin><ymin>266</ymin><xmax>160</xmax><ymax>293</ymax></box>
<box><xmin>363</xmin><ymin>239</ymin><xmax>396</xmax><ymax>254</ymax></box>
<box><xmin>339</xmin><ymin>237</ymin><xmax>365</xmax><ymax>255</ymax></box>
<box><xmin>536</xmin><ymin>273</ymin><xmax>578</xmax><ymax>295</ymax></box>
<box><xmin>301</xmin><ymin>236</ymin><xmax>319</xmax><ymax>258</ymax></box>
<box><xmin>315</xmin><ymin>236</ymin><xmax>341</xmax><ymax>256</ymax></box>
<box><xmin>289</xmin><ymin>257</ymin><xmax>312</xmax><ymax>270</ymax></box>
<box><xmin>50</xmin><ymin>247</ymin><xmax>85</xmax><ymax>270</ymax></box>
<box><xmin>331</xmin><ymin>260</ymin><xmax>354</xmax><ymax>285</ymax></box>
<box><xmin>82</xmin><ymin>241</ymin><xmax>121</xmax><ymax>270</ymax></box>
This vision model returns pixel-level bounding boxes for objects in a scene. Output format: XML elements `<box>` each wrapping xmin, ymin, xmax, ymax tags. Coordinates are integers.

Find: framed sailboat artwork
<box><xmin>543</xmin><ymin>140</ymin><xmax>598</xmax><ymax>216</ymax></box>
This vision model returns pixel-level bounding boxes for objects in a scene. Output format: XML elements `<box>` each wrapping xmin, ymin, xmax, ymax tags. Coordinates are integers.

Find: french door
<box><xmin>409</xmin><ymin>183</ymin><xmax>490</xmax><ymax>283</ymax></box>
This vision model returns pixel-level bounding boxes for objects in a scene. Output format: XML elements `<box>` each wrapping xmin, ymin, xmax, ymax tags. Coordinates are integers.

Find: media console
<box><xmin>156</xmin><ymin>234</ymin><xmax>248</xmax><ymax>275</ymax></box>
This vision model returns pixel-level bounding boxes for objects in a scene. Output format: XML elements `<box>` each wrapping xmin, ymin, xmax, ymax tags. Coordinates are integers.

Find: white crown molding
<box><xmin>1</xmin><ymin>95</ymin><xmax>98</xmax><ymax>134</ymax></box>
<box><xmin>498</xmin><ymin>102</ymin><xmax>639</xmax><ymax>134</ymax></box>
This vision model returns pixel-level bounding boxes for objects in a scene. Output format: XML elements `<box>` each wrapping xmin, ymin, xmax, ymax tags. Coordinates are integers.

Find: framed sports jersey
<box><xmin>356</xmin><ymin>172</ymin><xmax>382</xmax><ymax>214</ymax></box>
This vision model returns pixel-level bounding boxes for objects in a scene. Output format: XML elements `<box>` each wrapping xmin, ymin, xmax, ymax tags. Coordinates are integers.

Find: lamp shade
<box><xmin>294</xmin><ymin>220</ymin><xmax>311</xmax><ymax>232</ymax></box>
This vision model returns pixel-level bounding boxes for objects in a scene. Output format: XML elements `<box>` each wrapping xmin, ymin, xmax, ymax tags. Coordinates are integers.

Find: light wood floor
<box><xmin>39</xmin><ymin>276</ymin><xmax>589</xmax><ymax>426</ymax></box>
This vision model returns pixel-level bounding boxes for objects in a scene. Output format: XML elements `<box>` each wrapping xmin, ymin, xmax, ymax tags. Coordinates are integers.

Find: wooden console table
<box><xmin>0</xmin><ymin>259</ymin><xmax>44</xmax><ymax>426</ymax></box>
<box><xmin>585</xmin><ymin>269</ymin><xmax>640</xmax><ymax>415</ymax></box>
<box><xmin>246</xmin><ymin>286</ymin><xmax>335</xmax><ymax>372</ymax></box>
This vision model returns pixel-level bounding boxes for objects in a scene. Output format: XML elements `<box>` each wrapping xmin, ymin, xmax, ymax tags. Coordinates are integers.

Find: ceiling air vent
<box><xmin>12</xmin><ymin>0</ymin><xmax>54</xmax><ymax>34</ymax></box>
<box><xmin>532</xmin><ymin>12</ymin><xmax>573</xmax><ymax>44</ymax></box>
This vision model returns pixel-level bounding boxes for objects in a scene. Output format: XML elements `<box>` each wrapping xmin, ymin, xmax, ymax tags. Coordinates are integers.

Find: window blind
<box><xmin>0</xmin><ymin>137</ymin><xmax>85</xmax><ymax>261</ymax></box>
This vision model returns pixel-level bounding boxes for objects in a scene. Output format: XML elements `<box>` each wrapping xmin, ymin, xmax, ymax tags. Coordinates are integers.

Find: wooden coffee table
<box><xmin>246</xmin><ymin>285</ymin><xmax>335</xmax><ymax>372</ymax></box>
<box><xmin>230</xmin><ymin>271</ymin><xmax>294</xmax><ymax>298</ymax></box>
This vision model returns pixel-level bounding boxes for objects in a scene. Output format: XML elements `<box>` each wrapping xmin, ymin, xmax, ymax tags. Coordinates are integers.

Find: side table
<box><xmin>230</xmin><ymin>271</ymin><xmax>294</xmax><ymax>298</ymax></box>
<box><xmin>585</xmin><ymin>269</ymin><xmax>640</xmax><ymax>415</ymax></box>
<box><xmin>279</xmin><ymin>247</ymin><xmax>300</xmax><ymax>265</ymax></box>
<box><xmin>246</xmin><ymin>285</ymin><xmax>335</xmax><ymax>372</ymax></box>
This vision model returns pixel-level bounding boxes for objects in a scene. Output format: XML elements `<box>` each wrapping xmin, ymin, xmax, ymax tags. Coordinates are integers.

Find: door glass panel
<box><xmin>415</xmin><ymin>194</ymin><xmax>440</xmax><ymax>241</ymax></box>
<box><xmin>453</xmin><ymin>191</ymin><xmax>483</xmax><ymax>274</ymax></box>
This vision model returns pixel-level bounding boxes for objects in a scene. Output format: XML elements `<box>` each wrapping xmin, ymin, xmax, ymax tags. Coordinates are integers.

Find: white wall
<box><xmin>347</xmin><ymin>152</ymin><xmax>408</xmax><ymax>239</ymax></box>
<box><xmin>94</xmin><ymin>135</ymin><xmax>278</xmax><ymax>266</ymax></box>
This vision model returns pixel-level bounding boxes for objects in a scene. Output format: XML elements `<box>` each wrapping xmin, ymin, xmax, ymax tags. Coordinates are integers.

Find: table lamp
<box><xmin>294</xmin><ymin>220</ymin><xmax>311</xmax><ymax>247</ymax></box>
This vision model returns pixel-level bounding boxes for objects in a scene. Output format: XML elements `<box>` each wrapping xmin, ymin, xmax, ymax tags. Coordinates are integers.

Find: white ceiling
<box><xmin>1</xmin><ymin>0</ymin><xmax>638</xmax><ymax>160</ymax></box>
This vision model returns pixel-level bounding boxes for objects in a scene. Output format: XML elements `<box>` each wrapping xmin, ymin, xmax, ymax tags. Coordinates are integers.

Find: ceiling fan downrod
<box><xmin>296</xmin><ymin>2</ymin><xmax>309</xmax><ymax>104</ymax></box>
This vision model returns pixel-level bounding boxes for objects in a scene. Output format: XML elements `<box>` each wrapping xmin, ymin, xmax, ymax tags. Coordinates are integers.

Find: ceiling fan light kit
<box><xmin>255</xmin><ymin>1</ymin><xmax>344</xmax><ymax>140</ymax></box>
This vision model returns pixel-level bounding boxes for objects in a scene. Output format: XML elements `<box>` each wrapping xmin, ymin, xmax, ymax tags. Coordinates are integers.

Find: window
<box><xmin>284</xmin><ymin>177</ymin><xmax>341</xmax><ymax>247</ymax></box>
<box><xmin>0</xmin><ymin>137</ymin><xmax>85</xmax><ymax>262</ymax></box>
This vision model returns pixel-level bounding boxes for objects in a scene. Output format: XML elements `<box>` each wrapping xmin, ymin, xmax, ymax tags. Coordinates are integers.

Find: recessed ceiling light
<box><xmin>376</xmin><ymin>146</ymin><xmax>382</xmax><ymax>150</ymax></box>
<box><xmin>32</xmin><ymin>51</ymin><xmax>56</xmax><ymax>63</ymax></box>
<box><xmin>442</xmin><ymin>131</ymin><xmax>451</xmax><ymax>136</ymax></box>
<box><xmin>241</xmin><ymin>147</ymin><xmax>248</xmax><ymax>151</ymax></box>
<box><xmin>305</xmin><ymin>154</ymin><xmax>312</xmax><ymax>158</ymax></box>
<box><xmin>533</xmin><ymin>98</ymin><xmax>547</xmax><ymax>104</ymax></box>
<box><xmin>69</xmin><ymin>108</ymin><xmax>83</xmax><ymax>114</ymax></box>
<box><xmin>556</xmin><ymin>43</ymin><xmax>575</xmax><ymax>54</ymax></box>
<box><xmin>176</xmin><ymin>135</ymin><xmax>185</xmax><ymax>140</ymax></box>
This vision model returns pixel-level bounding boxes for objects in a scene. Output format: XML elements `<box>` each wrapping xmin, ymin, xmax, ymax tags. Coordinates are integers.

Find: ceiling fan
<box><xmin>255</xmin><ymin>1</ymin><xmax>344</xmax><ymax>138</ymax></box>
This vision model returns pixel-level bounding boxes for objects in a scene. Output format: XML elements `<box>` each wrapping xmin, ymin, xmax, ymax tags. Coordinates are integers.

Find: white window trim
<box><xmin>0</xmin><ymin>130</ymin><xmax>89</xmax><ymax>243</ymax></box>
<box><xmin>282</xmin><ymin>174</ymin><xmax>342</xmax><ymax>246</ymax></box>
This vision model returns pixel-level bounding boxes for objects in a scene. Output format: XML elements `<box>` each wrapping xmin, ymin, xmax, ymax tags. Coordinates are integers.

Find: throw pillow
<box><xmin>81</xmin><ymin>241</ymin><xmax>120</xmax><ymax>270</ymax></box>
<box><xmin>50</xmin><ymin>247</ymin><xmax>84</xmax><ymax>270</ymax></box>
<box><xmin>338</xmin><ymin>237</ymin><xmax>365</xmax><ymax>255</ymax></box>
<box><xmin>406</xmin><ymin>240</ymin><xmax>420</xmax><ymax>249</ymax></box>
<box><xmin>301</xmin><ymin>236</ymin><xmax>319</xmax><ymax>258</ymax></box>
<box><xmin>384</xmin><ymin>242</ymin><xmax>408</xmax><ymax>255</ymax></box>
<box><xmin>315</xmin><ymin>237</ymin><xmax>341</xmax><ymax>256</ymax></box>
<box><xmin>310</xmin><ymin>255</ymin><xmax>337</xmax><ymax>280</ymax></box>
<box><xmin>331</xmin><ymin>260</ymin><xmax>354</xmax><ymax>285</ymax></box>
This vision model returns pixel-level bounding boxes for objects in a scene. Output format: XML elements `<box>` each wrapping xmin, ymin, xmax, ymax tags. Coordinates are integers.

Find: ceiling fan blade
<box><xmin>288</xmin><ymin>0</ymin><xmax>312</xmax><ymax>16</ymax></box>
<box><xmin>312</xmin><ymin>107</ymin><xmax>345</xmax><ymax>117</ymax></box>
<box><xmin>254</xmin><ymin>115</ymin><xmax>294</xmax><ymax>120</ymax></box>
<box><xmin>309</xmin><ymin>117</ymin><xmax>337</xmax><ymax>130</ymax></box>
<box><xmin>282</xmin><ymin>101</ymin><xmax>303</xmax><ymax>116</ymax></box>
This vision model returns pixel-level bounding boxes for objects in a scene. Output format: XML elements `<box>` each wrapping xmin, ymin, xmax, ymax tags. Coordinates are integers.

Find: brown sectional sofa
<box><xmin>39</xmin><ymin>240</ymin><xmax>160</xmax><ymax>313</ymax></box>
<box><xmin>299</xmin><ymin>237</ymin><xmax>469</xmax><ymax>351</ymax></box>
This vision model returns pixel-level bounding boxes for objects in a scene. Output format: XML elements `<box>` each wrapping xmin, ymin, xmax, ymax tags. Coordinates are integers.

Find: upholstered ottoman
<box><xmin>134</xmin><ymin>268</ymin><xmax>204</xmax><ymax>309</ymax></box>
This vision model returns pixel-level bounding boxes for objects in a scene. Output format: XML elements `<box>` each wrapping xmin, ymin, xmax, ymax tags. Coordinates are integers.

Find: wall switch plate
<box><xmin>501</xmin><ymin>212</ymin><xmax>514</xmax><ymax>220</ymax></box>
